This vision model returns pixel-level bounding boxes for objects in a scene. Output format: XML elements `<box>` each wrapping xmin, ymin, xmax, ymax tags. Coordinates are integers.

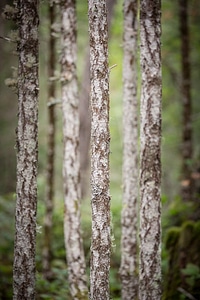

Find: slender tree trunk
<box><xmin>139</xmin><ymin>0</ymin><xmax>162</xmax><ymax>299</ymax></box>
<box><xmin>179</xmin><ymin>0</ymin><xmax>193</xmax><ymax>202</ymax></box>
<box><xmin>60</xmin><ymin>0</ymin><xmax>88</xmax><ymax>299</ymax></box>
<box><xmin>13</xmin><ymin>0</ymin><xmax>39</xmax><ymax>299</ymax></box>
<box><xmin>42</xmin><ymin>2</ymin><xmax>56</xmax><ymax>280</ymax></box>
<box><xmin>79</xmin><ymin>0</ymin><xmax>117</xmax><ymax>199</ymax></box>
<box><xmin>88</xmin><ymin>1</ymin><xmax>111</xmax><ymax>299</ymax></box>
<box><xmin>120</xmin><ymin>0</ymin><xmax>138</xmax><ymax>299</ymax></box>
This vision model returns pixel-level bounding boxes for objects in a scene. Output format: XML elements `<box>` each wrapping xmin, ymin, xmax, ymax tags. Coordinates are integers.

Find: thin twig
<box><xmin>109</xmin><ymin>64</ymin><xmax>117</xmax><ymax>72</ymax></box>
<box><xmin>0</xmin><ymin>35</ymin><xmax>12</xmax><ymax>42</ymax></box>
<box><xmin>177</xmin><ymin>287</ymin><xmax>197</xmax><ymax>300</ymax></box>
<box><xmin>0</xmin><ymin>35</ymin><xmax>18</xmax><ymax>43</ymax></box>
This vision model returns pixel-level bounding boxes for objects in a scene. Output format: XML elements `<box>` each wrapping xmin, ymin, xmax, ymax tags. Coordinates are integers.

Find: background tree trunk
<box><xmin>79</xmin><ymin>0</ymin><xmax>117</xmax><ymax>199</ymax></box>
<box><xmin>42</xmin><ymin>1</ymin><xmax>56</xmax><ymax>280</ymax></box>
<box><xmin>179</xmin><ymin>0</ymin><xmax>193</xmax><ymax>202</ymax></box>
<box><xmin>88</xmin><ymin>1</ymin><xmax>111</xmax><ymax>299</ymax></box>
<box><xmin>60</xmin><ymin>0</ymin><xmax>88</xmax><ymax>299</ymax></box>
<box><xmin>139</xmin><ymin>0</ymin><xmax>162</xmax><ymax>299</ymax></box>
<box><xmin>13</xmin><ymin>0</ymin><xmax>39</xmax><ymax>299</ymax></box>
<box><xmin>120</xmin><ymin>0</ymin><xmax>139</xmax><ymax>299</ymax></box>
<box><xmin>0</xmin><ymin>0</ymin><xmax>18</xmax><ymax>195</ymax></box>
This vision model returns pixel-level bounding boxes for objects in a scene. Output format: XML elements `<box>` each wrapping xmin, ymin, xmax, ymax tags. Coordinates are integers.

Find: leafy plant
<box><xmin>181</xmin><ymin>263</ymin><xmax>200</xmax><ymax>287</ymax></box>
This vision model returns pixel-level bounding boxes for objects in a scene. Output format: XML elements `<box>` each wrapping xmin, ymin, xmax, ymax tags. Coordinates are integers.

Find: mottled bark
<box><xmin>139</xmin><ymin>0</ymin><xmax>162</xmax><ymax>299</ymax></box>
<box><xmin>60</xmin><ymin>0</ymin><xmax>88</xmax><ymax>299</ymax></box>
<box><xmin>79</xmin><ymin>0</ymin><xmax>117</xmax><ymax>198</ymax></box>
<box><xmin>88</xmin><ymin>1</ymin><xmax>111</xmax><ymax>299</ymax></box>
<box><xmin>13</xmin><ymin>0</ymin><xmax>39</xmax><ymax>299</ymax></box>
<box><xmin>179</xmin><ymin>0</ymin><xmax>193</xmax><ymax>202</ymax></box>
<box><xmin>120</xmin><ymin>0</ymin><xmax>138</xmax><ymax>299</ymax></box>
<box><xmin>42</xmin><ymin>2</ymin><xmax>56</xmax><ymax>280</ymax></box>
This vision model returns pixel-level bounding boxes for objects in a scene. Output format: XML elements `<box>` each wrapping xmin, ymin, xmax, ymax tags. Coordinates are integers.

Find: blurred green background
<box><xmin>0</xmin><ymin>0</ymin><xmax>200</xmax><ymax>299</ymax></box>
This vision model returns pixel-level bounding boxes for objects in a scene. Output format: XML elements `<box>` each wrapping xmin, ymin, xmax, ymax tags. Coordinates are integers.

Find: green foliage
<box><xmin>109</xmin><ymin>268</ymin><xmax>121</xmax><ymax>300</ymax></box>
<box><xmin>162</xmin><ymin>193</ymin><xmax>199</xmax><ymax>237</ymax></box>
<box><xmin>168</xmin><ymin>196</ymin><xmax>194</xmax><ymax>226</ymax></box>
<box><xmin>165</xmin><ymin>226</ymin><xmax>181</xmax><ymax>250</ymax></box>
<box><xmin>181</xmin><ymin>263</ymin><xmax>200</xmax><ymax>288</ymax></box>
<box><xmin>163</xmin><ymin>221</ymin><xmax>200</xmax><ymax>300</ymax></box>
<box><xmin>36</xmin><ymin>266</ymin><xmax>70</xmax><ymax>300</ymax></box>
<box><xmin>0</xmin><ymin>194</ymin><xmax>15</xmax><ymax>299</ymax></box>
<box><xmin>162</xmin><ymin>228</ymin><xmax>181</xmax><ymax>300</ymax></box>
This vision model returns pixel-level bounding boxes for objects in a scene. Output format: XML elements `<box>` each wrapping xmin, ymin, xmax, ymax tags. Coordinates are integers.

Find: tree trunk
<box><xmin>42</xmin><ymin>1</ymin><xmax>57</xmax><ymax>280</ymax></box>
<box><xmin>179</xmin><ymin>0</ymin><xmax>193</xmax><ymax>202</ymax></box>
<box><xmin>139</xmin><ymin>0</ymin><xmax>162</xmax><ymax>299</ymax></box>
<box><xmin>60</xmin><ymin>0</ymin><xmax>88</xmax><ymax>299</ymax></box>
<box><xmin>120</xmin><ymin>0</ymin><xmax>139</xmax><ymax>299</ymax></box>
<box><xmin>79</xmin><ymin>0</ymin><xmax>117</xmax><ymax>199</ymax></box>
<box><xmin>13</xmin><ymin>0</ymin><xmax>39</xmax><ymax>299</ymax></box>
<box><xmin>88</xmin><ymin>1</ymin><xmax>111</xmax><ymax>299</ymax></box>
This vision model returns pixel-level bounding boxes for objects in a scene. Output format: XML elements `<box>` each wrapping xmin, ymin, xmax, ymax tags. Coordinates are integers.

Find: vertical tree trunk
<box><xmin>120</xmin><ymin>0</ymin><xmax>138</xmax><ymax>299</ymax></box>
<box><xmin>88</xmin><ymin>1</ymin><xmax>111</xmax><ymax>299</ymax></box>
<box><xmin>13</xmin><ymin>0</ymin><xmax>39</xmax><ymax>299</ymax></box>
<box><xmin>42</xmin><ymin>1</ymin><xmax>56</xmax><ymax>280</ymax></box>
<box><xmin>79</xmin><ymin>0</ymin><xmax>117</xmax><ymax>199</ymax></box>
<box><xmin>139</xmin><ymin>0</ymin><xmax>162</xmax><ymax>299</ymax></box>
<box><xmin>60</xmin><ymin>0</ymin><xmax>88</xmax><ymax>299</ymax></box>
<box><xmin>179</xmin><ymin>0</ymin><xmax>193</xmax><ymax>202</ymax></box>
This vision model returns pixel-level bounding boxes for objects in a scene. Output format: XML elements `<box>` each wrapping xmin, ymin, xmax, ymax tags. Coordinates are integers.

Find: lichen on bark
<box><xmin>120</xmin><ymin>0</ymin><xmax>139</xmax><ymax>299</ymax></box>
<box><xmin>88</xmin><ymin>1</ymin><xmax>111</xmax><ymax>299</ymax></box>
<box><xmin>13</xmin><ymin>0</ymin><xmax>39</xmax><ymax>299</ymax></box>
<box><xmin>139</xmin><ymin>0</ymin><xmax>162</xmax><ymax>299</ymax></box>
<box><xmin>60</xmin><ymin>0</ymin><xmax>88</xmax><ymax>299</ymax></box>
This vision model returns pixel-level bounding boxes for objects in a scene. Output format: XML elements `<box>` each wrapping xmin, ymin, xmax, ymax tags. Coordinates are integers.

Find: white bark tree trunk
<box><xmin>139</xmin><ymin>0</ymin><xmax>162</xmax><ymax>299</ymax></box>
<box><xmin>120</xmin><ymin>0</ymin><xmax>139</xmax><ymax>299</ymax></box>
<box><xmin>79</xmin><ymin>0</ymin><xmax>117</xmax><ymax>199</ymax></box>
<box><xmin>88</xmin><ymin>1</ymin><xmax>111</xmax><ymax>299</ymax></box>
<box><xmin>13</xmin><ymin>0</ymin><xmax>39</xmax><ymax>299</ymax></box>
<box><xmin>60</xmin><ymin>0</ymin><xmax>88</xmax><ymax>299</ymax></box>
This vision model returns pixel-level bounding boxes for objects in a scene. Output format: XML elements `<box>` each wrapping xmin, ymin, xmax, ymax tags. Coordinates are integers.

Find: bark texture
<box><xmin>79</xmin><ymin>0</ymin><xmax>117</xmax><ymax>199</ymax></box>
<box><xmin>139</xmin><ymin>0</ymin><xmax>162</xmax><ymax>299</ymax></box>
<box><xmin>88</xmin><ymin>1</ymin><xmax>111</xmax><ymax>299</ymax></box>
<box><xmin>42</xmin><ymin>2</ymin><xmax>56</xmax><ymax>280</ymax></box>
<box><xmin>120</xmin><ymin>0</ymin><xmax>139</xmax><ymax>299</ymax></box>
<box><xmin>60</xmin><ymin>1</ymin><xmax>88</xmax><ymax>299</ymax></box>
<box><xmin>13</xmin><ymin>0</ymin><xmax>39</xmax><ymax>299</ymax></box>
<box><xmin>179</xmin><ymin>0</ymin><xmax>193</xmax><ymax>202</ymax></box>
